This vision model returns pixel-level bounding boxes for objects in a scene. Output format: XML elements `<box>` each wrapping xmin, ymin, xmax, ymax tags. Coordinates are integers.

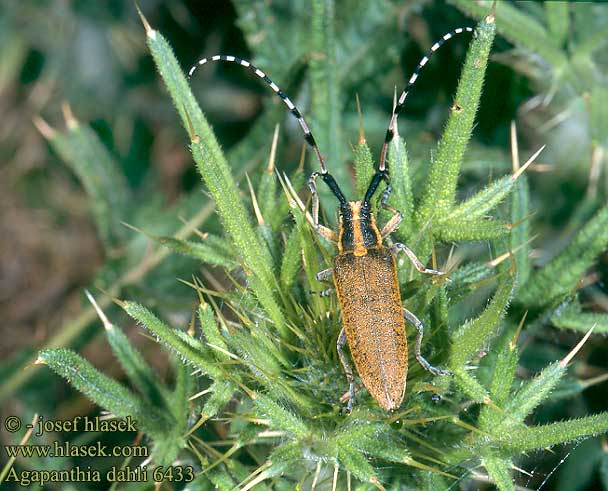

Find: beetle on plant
<box><xmin>189</xmin><ymin>26</ymin><xmax>473</xmax><ymax>412</ymax></box>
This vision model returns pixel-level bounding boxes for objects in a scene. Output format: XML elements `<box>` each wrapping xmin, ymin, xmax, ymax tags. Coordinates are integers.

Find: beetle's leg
<box><xmin>310</xmin><ymin>287</ymin><xmax>334</xmax><ymax>297</ymax></box>
<box><xmin>308</xmin><ymin>172</ymin><xmax>338</xmax><ymax>242</ymax></box>
<box><xmin>378</xmin><ymin>182</ymin><xmax>403</xmax><ymax>237</ymax></box>
<box><xmin>403</xmin><ymin>308</ymin><xmax>451</xmax><ymax>376</ymax></box>
<box><xmin>337</xmin><ymin>328</ymin><xmax>355</xmax><ymax>412</ymax></box>
<box><xmin>392</xmin><ymin>243</ymin><xmax>445</xmax><ymax>275</ymax></box>
<box><xmin>316</xmin><ymin>268</ymin><xmax>333</xmax><ymax>282</ymax></box>
<box><xmin>380</xmin><ymin>211</ymin><xmax>403</xmax><ymax>238</ymax></box>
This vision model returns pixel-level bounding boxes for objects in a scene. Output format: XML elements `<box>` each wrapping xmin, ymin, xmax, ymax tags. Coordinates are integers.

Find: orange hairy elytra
<box><xmin>333</xmin><ymin>247</ymin><xmax>407</xmax><ymax>411</ymax></box>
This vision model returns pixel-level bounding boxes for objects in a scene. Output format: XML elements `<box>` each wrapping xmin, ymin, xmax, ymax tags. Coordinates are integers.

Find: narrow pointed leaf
<box><xmin>310</xmin><ymin>0</ymin><xmax>348</xmax><ymax>192</ymax></box>
<box><xmin>490</xmin><ymin>412</ymin><xmax>608</xmax><ymax>453</ymax></box>
<box><xmin>171</xmin><ymin>355</ymin><xmax>193</xmax><ymax>429</ymax></box>
<box><xmin>201</xmin><ymin>380</ymin><xmax>235</xmax><ymax>420</ymax></box>
<box><xmin>104</xmin><ymin>321</ymin><xmax>169</xmax><ymax>407</ymax></box>
<box><xmin>388</xmin><ymin>137</ymin><xmax>413</xmax><ymax>239</ymax></box>
<box><xmin>354</xmin><ymin>141</ymin><xmax>375</xmax><ymax>199</ymax></box>
<box><xmin>198</xmin><ymin>303</ymin><xmax>228</xmax><ymax>352</ymax></box>
<box><xmin>253</xmin><ymin>394</ymin><xmax>309</xmax><ymax>438</ymax></box>
<box><xmin>483</xmin><ymin>456</ymin><xmax>514</xmax><ymax>491</ymax></box>
<box><xmin>450</xmin><ymin>0</ymin><xmax>567</xmax><ymax>69</ymax></box>
<box><xmin>442</xmin><ymin>176</ymin><xmax>514</xmax><ymax>223</ymax></box>
<box><xmin>37</xmin><ymin>348</ymin><xmax>166</xmax><ymax>436</ymax></box>
<box><xmin>551</xmin><ymin>300</ymin><xmax>608</xmax><ymax>334</ymax></box>
<box><xmin>417</xmin><ymin>14</ymin><xmax>496</xmax><ymax>221</ymax></box>
<box><xmin>502</xmin><ymin>361</ymin><xmax>566</xmax><ymax>426</ymax></box>
<box><xmin>338</xmin><ymin>446</ymin><xmax>376</xmax><ymax>484</ymax></box>
<box><xmin>479</xmin><ymin>336</ymin><xmax>518</xmax><ymax>431</ymax></box>
<box><xmin>122</xmin><ymin>301</ymin><xmax>221</xmax><ymax>378</ymax></box>
<box><xmin>436</xmin><ymin>218</ymin><xmax>508</xmax><ymax>242</ymax></box>
<box><xmin>50</xmin><ymin>123</ymin><xmax>129</xmax><ymax>246</ymax></box>
<box><xmin>518</xmin><ymin>204</ymin><xmax>608</xmax><ymax>306</ymax></box>
<box><xmin>280</xmin><ymin>212</ymin><xmax>305</xmax><ymax>291</ymax></box>
<box><xmin>147</xmin><ymin>25</ymin><xmax>283</xmax><ymax>331</ymax></box>
<box><xmin>450</xmin><ymin>278</ymin><xmax>514</xmax><ymax>368</ymax></box>
<box><xmin>151</xmin><ymin>235</ymin><xmax>237</xmax><ymax>269</ymax></box>
<box><xmin>511</xmin><ymin>176</ymin><xmax>531</xmax><ymax>287</ymax></box>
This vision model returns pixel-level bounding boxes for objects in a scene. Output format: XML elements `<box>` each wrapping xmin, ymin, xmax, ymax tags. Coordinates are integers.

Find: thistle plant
<box><xmin>4</xmin><ymin>1</ymin><xmax>608</xmax><ymax>490</ymax></box>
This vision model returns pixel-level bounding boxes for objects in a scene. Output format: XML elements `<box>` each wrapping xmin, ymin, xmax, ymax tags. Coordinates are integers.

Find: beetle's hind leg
<box><xmin>337</xmin><ymin>328</ymin><xmax>355</xmax><ymax>412</ymax></box>
<box><xmin>392</xmin><ymin>243</ymin><xmax>445</xmax><ymax>276</ymax></box>
<box><xmin>403</xmin><ymin>308</ymin><xmax>451</xmax><ymax>376</ymax></box>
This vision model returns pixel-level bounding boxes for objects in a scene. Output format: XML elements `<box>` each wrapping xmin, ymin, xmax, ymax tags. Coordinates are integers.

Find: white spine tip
<box><xmin>560</xmin><ymin>324</ymin><xmax>596</xmax><ymax>367</ymax></box>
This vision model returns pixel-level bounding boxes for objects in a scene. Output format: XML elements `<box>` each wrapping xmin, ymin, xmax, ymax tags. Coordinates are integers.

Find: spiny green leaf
<box><xmin>280</xmin><ymin>212</ymin><xmax>305</xmax><ymax>291</ymax></box>
<box><xmin>151</xmin><ymin>234</ymin><xmax>237</xmax><ymax>269</ymax></box>
<box><xmin>337</xmin><ymin>446</ymin><xmax>376</xmax><ymax>484</ymax></box>
<box><xmin>478</xmin><ymin>334</ymin><xmax>518</xmax><ymax>431</ymax></box>
<box><xmin>49</xmin><ymin>122</ymin><xmax>129</xmax><ymax>246</ymax></box>
<box><xmin>353</xmin><ymin>140</ymin><xmax>375</xmax><ymax>199</ymax></box>
<box><xmin>37</xmin><ymin>348</ymin><xmax>166</xmax><ymax>436</ymax></box>
<box><xmin>482</xmin><ymin>456</ymin><xmax>514</xmax><ymax>491</ymax></box>
<box><xmin>147</xmin><ymin>24</ymin><xmax>284</xmax><ymax>332</ymax></box>
<box><xmin>435</xmin><ymin>218</ymin><xmax>508</xmax><ymax>242</ymax></box>
<box><xmin>388</xmin><ymin>136</ymin><xmax>413</xmax><ymax>239</ymax></box>
<box><xmin>310</xmin><ymin>0</ymin><xmax>348</xmax><ymax>193</ymax></box>
<box><xmin>510</xmin><ymin>176</ymin><xmax>531</xmax><ymax>287</ymax></box>
<box><xmin>201</xmin><ymin>380</ymin><xmax>235</xmax><ymax>420</ymax></box>
<box><xmin>518</xmin><ymin>204</ymin><xmax>608</xmax><ymax>306</ymax></box>
<box><xmin>121</xmin><ymin>301</ymin><xmax>221</xmax><ymax>378</ymax></box>
<box><xmin>441</xmin><ymin>175</ymin><xmax>514</xmax><ymax>223</ymax></box>
<box><xmin>450</xmin><ymin>0</ymin><xmax>567</xmax><ymax>69</ymax></box>
<box><xmin>170</xmin><ymin>355</ymin><xmax>193</xmax><ymax>430</ymax></box>
<box><xmin>545</xmin><ymin>1</ymin><xmax>570</xmax><ymax>48</ymax></box>
<box><xmin>490</xmin><ymin>412</ymin><xmax>608</xmax><ymax>453</ymax></box>
<box><xmin>551</xmin><ymin>299</ymin><xmax>608</xmax><ymax>334</ymax></box>
<box><xmin>190</xmin><ymin>140</ymin><xmax>284</xmax><ymax>330</ymax></box>
<box><xmin>417</xmin><ymin>13</ymin><xmax>496</xmax><ymax>221</ymax></box>
<box><xmin>452</xmin><ymin>368</ymin><xmax>489</xmax><ymax>403</ymax></box>
<box><xmin>198</xmin><ymin>303</ymin><xmax>228</xmax><ymax>352</ymax></box>
<box><xmin>104</xmin><ymin>319</ymin><xmax>169</xmax><ymax>407</ymax></box>
<box><xmin>501</xmin><ymin>361</ymin><xmax>566</xmax><ymax>427</ymax></box>
<box><xmin>253</xmin><ymin>394</ymin><xmax>309</xmax><ymax>438</ymax></box>
<box><xmin>450</xmin><ymin>277</ymin><xmax>514</xmax><ymax>368</ymax></box>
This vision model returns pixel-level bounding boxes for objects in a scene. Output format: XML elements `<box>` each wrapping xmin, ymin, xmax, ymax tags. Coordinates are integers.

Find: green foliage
<box><xmin>3</xmin><ymin>1</ymin><xmax>607</xmax><ymax>490</ymax></box>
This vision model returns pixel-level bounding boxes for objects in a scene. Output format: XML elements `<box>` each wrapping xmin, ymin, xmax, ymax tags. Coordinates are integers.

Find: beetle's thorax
<box><xmin>338</xmin><ymin>201</ymin><xmax>383</xmax><ymax>256</ymax></box>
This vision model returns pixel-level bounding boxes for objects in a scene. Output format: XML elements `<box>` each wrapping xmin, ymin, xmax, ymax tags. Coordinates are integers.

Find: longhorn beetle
<box><xmin>189</xmin><ymin>26</ymin><xmax>474</xmax><ymax>412</ymax></box>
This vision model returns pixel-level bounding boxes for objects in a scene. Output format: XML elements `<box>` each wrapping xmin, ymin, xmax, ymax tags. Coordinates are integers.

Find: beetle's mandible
<box><xmin>189</xmin><ymin>25</ymin><xmax>474</xmax><ymax>411</ymax></box>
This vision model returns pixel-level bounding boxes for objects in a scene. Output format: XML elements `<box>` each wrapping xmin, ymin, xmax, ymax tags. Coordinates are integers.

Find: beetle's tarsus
<box><xmin>392</xmin><ymin>243</ymin><xmax>447</xmax><ymax>276</ymax></box>
<box><xmin>316</xmin><ymin>268</ymin><xmax>334</xmax><ymax>282</ymax></box>
<box><xmin>403</xmin><ymin>307</ymin><xmax>449</xmax><ymax>377</ymax></box>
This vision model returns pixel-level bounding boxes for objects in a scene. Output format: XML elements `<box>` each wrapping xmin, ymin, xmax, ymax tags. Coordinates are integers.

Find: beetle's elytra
<box><xmin>189</xmin><ymin>25</ymin><xmax>473</xmax><ymax>411</ymax></box>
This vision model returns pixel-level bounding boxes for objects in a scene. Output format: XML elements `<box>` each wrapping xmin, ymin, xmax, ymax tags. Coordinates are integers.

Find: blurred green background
<box><xmin>1</xmin><ymin>0</ymin><xmax>608</xmax><ymax>489</ymax></box>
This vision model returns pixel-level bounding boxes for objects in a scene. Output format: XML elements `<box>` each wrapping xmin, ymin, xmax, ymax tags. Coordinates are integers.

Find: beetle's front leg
<box><xmin>403</xmin><ymin>308</ymin><xmax>451</xmax><ymax>377</ymax></box>
<box><xmin>308</xmin><ymin>172</ymin><xmax>338</xmax><ymax>242</ymax></box>
<box><xmin>391</xmin><ymin>243</ymin><xmax>445</xmax><ymax>276</ymax></box>
<box><xmin>316</xmin><ymin>268</ymin><xmax>333</xmax><ymax>282</ymax></box>
<box><xmin>337</xmin><ymin>328</ymin><xmax>355</xmax><ymax>412</ymax></box>
<box><xmin>379</xmin><ymin>182</ymin><xmax>403</xmax><ymax>238</ymax></box>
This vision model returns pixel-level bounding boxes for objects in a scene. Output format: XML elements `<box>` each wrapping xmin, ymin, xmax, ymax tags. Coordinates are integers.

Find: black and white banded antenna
<box><xmin>188</xmin><ymin>55</ymin><xmax>329</xmax><ymax>176</ymax></box>
<box><xmin>378</xmin><ymin>26</ymin><xmax>475</xmax><ymax>173</ymax></box>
